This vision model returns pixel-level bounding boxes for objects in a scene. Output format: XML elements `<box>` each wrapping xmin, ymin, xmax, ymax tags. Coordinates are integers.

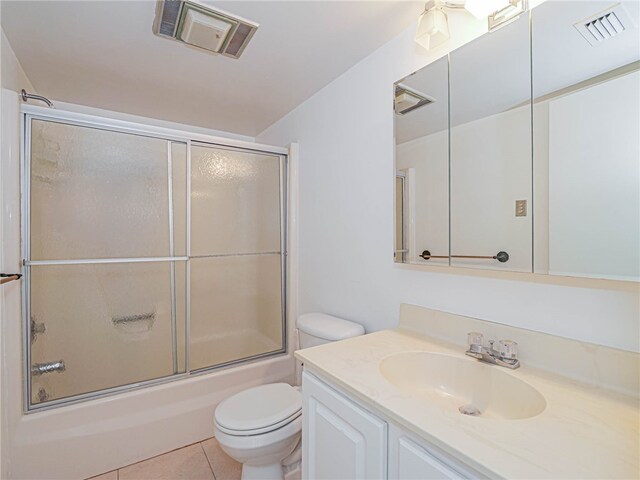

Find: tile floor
<box><xmin>89</xmin><ymin>438</ymin><xmax>242</xmax><ymax>480</ymax></box>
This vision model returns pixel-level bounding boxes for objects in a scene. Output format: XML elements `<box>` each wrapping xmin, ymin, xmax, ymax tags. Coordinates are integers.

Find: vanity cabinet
<box><xmin>302</xmin><ymin>371</ymin><xmax>387</xmax><ymax>479</ymax></box>
<box><xmin>302</xmin><ymin>371</ymin><xmax>482</xmax><ymax>479</ymax></box>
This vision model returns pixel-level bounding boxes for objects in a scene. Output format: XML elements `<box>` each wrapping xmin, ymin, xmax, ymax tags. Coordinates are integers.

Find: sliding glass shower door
<box><xmin>24</xmin><ymin>117</ymin><xmax>286</xmax><ymax>410</ymax></box>
<box><xmin>189</xmin><ymin>144</ymin><xmax>285</xmax><ymax>370</ymax></box>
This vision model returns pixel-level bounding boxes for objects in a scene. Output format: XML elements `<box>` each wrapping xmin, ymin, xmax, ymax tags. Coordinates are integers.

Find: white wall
<box><xmin>0</xmin><ymin>13</ymin><xmax>4</xmax><ymax>480</ymax></box>
<box><xmin>1</xmin><ymin>29</ymin><xmax>33</xmax><ymax>93</ymax></box>
<box><xmin>0</xmin><ymin>24</ymin><xmax>31</xmax><ymax>480</ymax></box>
<box><xmin>257</xmin><ymin>12</ymin><xmax>640</xmax><ymax>352</ymax></box>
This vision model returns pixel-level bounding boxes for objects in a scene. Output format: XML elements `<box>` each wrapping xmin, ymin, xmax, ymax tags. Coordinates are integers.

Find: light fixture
<box><xmin>488</xmin><ymin>0</ymin><xmax>528</xmax><ymax>30</ymax></box>
<box><xmin>415</xmin><ymin>1</ymin><xmax>450</xmax><ymax>50</ymax></box>
<box><xmin>464</xmin><ymin>0</ymin><xmax>510</xmax><ymax>19</ymax></box>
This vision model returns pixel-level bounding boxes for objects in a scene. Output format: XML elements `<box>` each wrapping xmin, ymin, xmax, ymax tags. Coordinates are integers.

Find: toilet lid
<box><xmin>215</xmin><ymin>383</ymin><xmax>302</xmax><ymax>433</ymax></box>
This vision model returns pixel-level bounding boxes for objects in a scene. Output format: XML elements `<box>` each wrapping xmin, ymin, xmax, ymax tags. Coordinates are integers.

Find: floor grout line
<box><xmin>200</xmin><ymin>441</ymin><xmax>217</xmax><ymax>480</ymax></box>
<box><xmin>88</xmin><ymin>438</ymin><xmax>218</xmax><ymax>479</ymax></box>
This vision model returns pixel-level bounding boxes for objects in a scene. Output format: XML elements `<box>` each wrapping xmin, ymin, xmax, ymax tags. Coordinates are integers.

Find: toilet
<box><xmin>214</xmin><ymin>313</ymin><xmax>365</xmax><ymax>480</ymax></box>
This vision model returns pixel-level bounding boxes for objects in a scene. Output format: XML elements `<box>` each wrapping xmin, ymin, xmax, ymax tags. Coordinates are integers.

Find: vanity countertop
<box><xmin>295</xmin><ymin>328</ymin><xmax>640</xmax><ymax>479</ymax></box>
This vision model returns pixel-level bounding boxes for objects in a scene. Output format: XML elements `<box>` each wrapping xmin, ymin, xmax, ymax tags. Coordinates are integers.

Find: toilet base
<box><xmin>242</xmin><ymin>463</ymin><xmax>283</xmax><ymax>480</ymax></box>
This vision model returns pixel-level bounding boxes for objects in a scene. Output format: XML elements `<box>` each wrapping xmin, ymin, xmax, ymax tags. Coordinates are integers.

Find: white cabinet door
<box><xmin>391</xmin><ymin>437</ymin><xmax>462</xmax><ymax>479</ymax></box>
<box><xmin>389</xmin><ymin>426</ymin><xmax>479</xmax><ymax>480</ymax></box>
<box><xmin>303</xmin><ymin>371</ymin><xmax>387</xmax><ymax>480</ymax></box>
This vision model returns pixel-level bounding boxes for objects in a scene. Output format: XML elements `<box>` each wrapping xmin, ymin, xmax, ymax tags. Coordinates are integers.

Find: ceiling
<box><xmin>2</xmin><ymin>0</ymin><xmax>424</xmax><ymax>137</ymax></box>
<box><xmin>396</xmin><ymin>0</ymin><xmax>640</xmax><ymax>144</ymax></box>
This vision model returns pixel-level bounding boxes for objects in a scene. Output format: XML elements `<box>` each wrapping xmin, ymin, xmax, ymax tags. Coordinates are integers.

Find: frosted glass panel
<box><xmin>191</xmin><ymin>145</ymin><xmax>281</xmax><ymax>256</ymax></box>
<box><xmin>29</xmin><ymin>262</ymin><xmax>186</xmax><ymax>404</ymax></box>
<box><xmin>30</xmin><ymin>120</ymin><xmax>172</xmax><ymax>260</ymax></box>
<box><xmin>189</xmin><ymin>254</ymin><xmax>283</xmax><ymax>370</ymax></box>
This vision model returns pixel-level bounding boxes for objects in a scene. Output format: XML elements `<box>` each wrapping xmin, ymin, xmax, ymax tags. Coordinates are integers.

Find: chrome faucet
<box><xmin>465</xmin><ymin>332</ymin><xmax>520</xmax><ymax>369</ymax></box>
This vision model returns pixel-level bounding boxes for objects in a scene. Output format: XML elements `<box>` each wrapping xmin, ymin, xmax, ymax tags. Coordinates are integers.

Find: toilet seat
<box><xmin>216</xmin><ymin>410</ymin><xmax>301</xmax><ymax>436</ymax></box>
<box><xmin>215</xmin><ymin>383</ymin><xmax>302</xmax><ymax>437</ymax></box>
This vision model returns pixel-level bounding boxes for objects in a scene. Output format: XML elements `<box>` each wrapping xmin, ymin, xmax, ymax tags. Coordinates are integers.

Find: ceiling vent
<box><xmin>153</xmin><ymin>0</ymin><xmax>259</xmax><ymax>59</ymax></box>
<box><xmin>574</xmin><ymin>4</ymin><xmax>633</xmax><ymax>46</ymax></box>
<box><xmin>394</xmin><ymin>84</ymin><xmax>435</xmax><ymax>115</ymax></box>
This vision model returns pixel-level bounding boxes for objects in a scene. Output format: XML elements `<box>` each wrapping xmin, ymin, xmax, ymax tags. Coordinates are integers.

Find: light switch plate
<box><xmin>515</xmin><ymin>199</ymin><xmax>527</xmax><ymax>217</ymax></box>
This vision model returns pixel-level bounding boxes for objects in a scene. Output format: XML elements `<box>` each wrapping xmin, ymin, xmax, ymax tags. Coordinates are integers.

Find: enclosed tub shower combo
<box><xmin>21</xmin><ymin>104</ymin><xmax>288</xmax><ymax>411</ymax></box>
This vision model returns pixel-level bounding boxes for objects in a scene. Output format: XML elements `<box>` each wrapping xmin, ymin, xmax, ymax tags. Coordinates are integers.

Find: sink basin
<box><xmin>379</xmin><ymin>352</ymin><xmax>546</xmax><ymax>420</ymax></box>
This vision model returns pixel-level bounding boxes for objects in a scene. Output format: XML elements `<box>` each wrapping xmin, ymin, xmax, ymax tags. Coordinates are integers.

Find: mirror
<box><xmin>394</xmin><ymin>1</ymin><xmax>639</xmax><ymax>282</ymax></box>
<box><xmin>532</xmin><ymin>0</ymin><xmax>639</xmax><ymax>281</ymax></box>
<box><xmin>449</xmin><ymin>13</ymin><xmax>531</xmax><ymax>272</ymax></box>
<box><xmin>395</xmin><ymin>57</ymin><xmax>449</xmax><ymax>265</ymax></box>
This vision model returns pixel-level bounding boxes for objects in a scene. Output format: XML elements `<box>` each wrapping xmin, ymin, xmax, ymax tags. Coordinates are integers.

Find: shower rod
<box><xmin>21</xmin><ymin>89</ymin><xmax>54</xmax><ymax>108</ymax></box>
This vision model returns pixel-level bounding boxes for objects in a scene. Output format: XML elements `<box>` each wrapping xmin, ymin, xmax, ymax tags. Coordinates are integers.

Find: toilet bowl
<box><xmin>214</xmin><ymin>313</ymin><xmax>365</xmax><ymax>480</ymax></box>
<box><xmin>214</xmin><ymin>383</ymin><xmax>302</xmax><ymax>480</ymax></box>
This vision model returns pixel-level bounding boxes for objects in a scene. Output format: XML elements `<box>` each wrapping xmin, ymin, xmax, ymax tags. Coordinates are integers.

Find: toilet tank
<box><xmin>296</xmin><ymin>313</ymin><xmax>365</xmax><ymax>349</ymax></box>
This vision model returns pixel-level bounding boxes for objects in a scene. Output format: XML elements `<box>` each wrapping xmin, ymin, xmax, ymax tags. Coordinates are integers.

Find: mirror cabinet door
<box><xmin>394</xmin><ymin>57</ymin><xmax>450</xmax><ymax>265</ymax></box>
<box><xmin>449</xmin><ymin>13</ymin><xmax>532</xmax><ymax>272</ymax></box>
<box><xmin>532</xmin><ymin>1</ymin><xmax>640</xmax><ymax>281</ymax></box>
<box><xmin>393</xmin><ymin>1</ymin><xmax>639</xmax><ymax>282</ymax></box>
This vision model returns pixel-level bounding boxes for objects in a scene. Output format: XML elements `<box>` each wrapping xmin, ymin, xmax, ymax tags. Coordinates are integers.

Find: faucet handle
<box><xmin>467</xmin><ymin>332</ymin><xmax>484</xmax><ymax>353</ymax></box>
<box><xmin>497</xmin><ymin>340</ymin><xmax>518</xmax><ymax>360</ymax></box>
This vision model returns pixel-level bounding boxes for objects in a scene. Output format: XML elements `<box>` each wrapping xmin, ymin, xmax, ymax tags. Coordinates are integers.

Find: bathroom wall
<box><xmin>257</xmin><ymin>10</ymin><xmax>640</xmax><ymax>352</ymax></box>
<box><xmin>0</xmin><ymin>15</ymin><xmax>4</xmax><ymax>480</ymax></box>
<box><xmin>1</xmin><ymin>29</ymin><xmax>33</xmax><ymax>93</ymax></box>
<box><xmin>0</xmin><ymin>24</ymin><xmax>31</xmax><ymax>480</ymax></box>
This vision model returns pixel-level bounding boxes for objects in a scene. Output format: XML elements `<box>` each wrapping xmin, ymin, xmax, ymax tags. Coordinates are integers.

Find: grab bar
<box><xmin>112</xmin><ymin>311</ymin><xmax>156</xmax><ymax>325</ymax></box>
<box><xmin>420</xmin><ymin>250</ymin><xmax>510</xmax><ymax>263</ymax></box>
<box><xmin>1</xmin><ymin>273</ymin><xmax>22</xmax><ymax>285</ymax></box>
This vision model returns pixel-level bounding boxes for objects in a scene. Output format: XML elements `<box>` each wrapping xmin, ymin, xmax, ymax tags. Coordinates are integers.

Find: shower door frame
<box><xmin>20</xmin><ymin>104</ymin><xmax>289</xmax><ymax>412</ymax></box>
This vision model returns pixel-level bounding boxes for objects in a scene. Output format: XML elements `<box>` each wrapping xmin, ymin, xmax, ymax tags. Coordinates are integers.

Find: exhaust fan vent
<box><xmin>574</xmin><ymin>4</ymin><xmax>633</xmax><ymax>46</ymax></box>
<box><xmin>394</xmin><ymin>84</ymin><xmax>435</xmax><ymax>115</ymax></box>
<box><xmin>153</xmin><ymin>0</ymin><xmax>258</xmax><ymax>59</ymax></box>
